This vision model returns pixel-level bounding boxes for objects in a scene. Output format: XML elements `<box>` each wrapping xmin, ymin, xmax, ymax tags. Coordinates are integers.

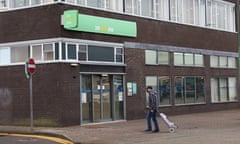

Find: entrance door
<box><xmin>81</xmin><ymin>74</ymin><xmax>124</xmax><ymax>124</ymax></box>
<box><xmin>92</xmin><ymin>75</ymin><xmax>111</xmax><ymax>122</ymax></box>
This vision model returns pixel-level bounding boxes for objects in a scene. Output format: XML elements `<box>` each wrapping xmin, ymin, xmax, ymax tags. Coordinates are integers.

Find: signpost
<box><xmin>25</xmin><ymin>58</ymin><xmax>36</xmax><ymax>131</ymax></box>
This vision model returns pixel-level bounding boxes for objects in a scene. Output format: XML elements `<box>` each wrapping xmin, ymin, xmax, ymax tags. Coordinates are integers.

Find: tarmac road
<box><xmin>0</xmin><ymin>133</ymin><xmax>74</xmax><ymax>144</ymax></box>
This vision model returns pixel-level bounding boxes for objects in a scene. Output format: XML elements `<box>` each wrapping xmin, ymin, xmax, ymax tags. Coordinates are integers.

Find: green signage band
<box><xmin>63</xmin><ymin>10</ymin><xmax>137</xmax><ymax>37</ymax></box>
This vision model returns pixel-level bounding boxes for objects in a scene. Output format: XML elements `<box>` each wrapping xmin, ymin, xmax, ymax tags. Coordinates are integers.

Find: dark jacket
<box><xmin>148</xmin><ymin>92</ymin><xmax>159</xmax><ymax>112</ymax></box>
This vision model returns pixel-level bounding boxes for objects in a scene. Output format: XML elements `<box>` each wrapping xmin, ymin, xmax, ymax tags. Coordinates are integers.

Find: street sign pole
<box><xmin>29</xmin><ymin>74</ymin><xmax>33</xmax><ymax>131</ymax></box>
<box><xmin>25</xmin><ymin>58</ymin><xmax>36</xmax><ymax>132</ymax></box>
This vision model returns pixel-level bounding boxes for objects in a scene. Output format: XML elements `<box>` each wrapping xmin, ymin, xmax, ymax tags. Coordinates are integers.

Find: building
<box><xmin>0</xmin><ymin>0</ymin><xmax>239</xmax><ymax>126</ymax></box>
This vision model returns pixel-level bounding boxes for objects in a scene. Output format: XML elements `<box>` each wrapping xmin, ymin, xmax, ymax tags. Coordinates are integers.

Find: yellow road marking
<box><xmin>0</xmin><ymin>133</ymin><xmax>74</xmax><ymax>144</ymax></box>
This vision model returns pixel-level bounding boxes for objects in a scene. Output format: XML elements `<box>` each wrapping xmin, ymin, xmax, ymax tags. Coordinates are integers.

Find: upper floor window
<box><xmin>0</xmin><ymin>0</ymin><xmax>7</xmax><ymax>9</ymax></box>
<box><xmin>0</xmin><ymin>40</ymin><xmax>123</xmax><ymax>65</ymax></box>
<box><xmin>7</xmin><ymin>0</ymin><xmax>56</xmax><ymax>8</ymax></box>
<box><xmin>31</xmin><ymin>43</ymin><xmax>55</xmax><ymax>61</ymax></box>
<box><xmin>70</xmin><ymin>0</ymin><xmax>123</xmax><ymax>12</ymax></box>
<box><xmin>145</xmin><ymin>50</ymin><xmax>169</xmax><ymax>65</ymax></box>
<box><xmin>125</xmin><ymin>0</ymin><xmax>235</xmax><ymax>32</ymax></box>
<box><xmin>174</xmin><ymin>52</ymin><xmax>204</xmax><ymax>67</ymax></box>
<box><xmin>210</xmin><ymin>55</ymin><xmax>236</xmax><ymax>68</ymax></box>
<box><xmin>78</xmin><ymin>44</ymin><xmax>124</xmax><ymax>63</ymax></box>
<box><xmin>206</xmin><ymin>0</ymin><xmax>235</xmax><ymax>31</ymax></box>
<box><xmin>1</xmin><ymin>0</ymin><xmax>236</xmax><ymax>32</ymax></box>
<box><xmin>170</xmin><ymin>0</ymin><xmax>206</xmax><ymax>26</ymax></box>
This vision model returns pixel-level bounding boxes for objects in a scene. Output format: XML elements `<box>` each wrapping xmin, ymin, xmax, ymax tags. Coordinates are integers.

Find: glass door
<box><xmin>92</xmin><ymin>75</ymin><xmax>111</xmax><ymax>122</ymax></box>
<box><xmin>81</xmin><ymin>74</ymin><xmax>124</xmax><ymax>124</ymax></box>
<box><xmin>81</xmin><ymin>74</ymin><xmax>92</xmax><ymax>123</ymax></box>
<box><xmin>113</xmin><ymin>75</ymin><xmax>124</xmax><ymax>120</ymax></box>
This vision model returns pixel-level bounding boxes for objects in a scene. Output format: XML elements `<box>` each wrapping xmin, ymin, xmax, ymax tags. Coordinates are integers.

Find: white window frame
<box><xmin>43</xmin><ymin>43</ymin><xmax>55</xmax><ymax>61</ymax></box>
<box><xmin>62</xmin><ymin>42</ymin><xmax>78</xmax><ymax>61</ymax></box>
<box><xmin>78</xmin><ymin>44</ymin><xmax>88</xmax><ymax>61</ymax></box>
<box><xmin>115</xmin><ymin>47</ymin><xmax>124</xmax><ymax>63</ymax></box>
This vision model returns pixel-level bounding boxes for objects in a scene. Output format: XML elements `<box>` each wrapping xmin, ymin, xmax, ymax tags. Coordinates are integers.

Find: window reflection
<box><xmin>175</xmin><ymin>76</ymin><xmax>205</xmax><ymax>105</ymax></box>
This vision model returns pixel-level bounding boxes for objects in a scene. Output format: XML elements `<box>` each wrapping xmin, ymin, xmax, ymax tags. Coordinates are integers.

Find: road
<box><xmin>0</xmin><ymin>133</ymin><xmax>74</xmax><ymax>144</ymax></box>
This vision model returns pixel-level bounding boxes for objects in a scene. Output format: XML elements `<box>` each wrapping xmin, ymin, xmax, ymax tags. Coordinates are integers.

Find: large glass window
<box><xmin>1</xmin><ymin>41</ymin><xmax>123</xmax><ymax>65</ymax></box>
<box><xmin>146</xmin><ymin>76</ymin><xmax>171</xmax><ymax>106</ymax></box>
<box><xmin>175</xmin><ymin>76</ymin><xmax>205</xmax><ymax>105</ymax></box>
<box><xmin>162</xmin><ymin>0</ymin><xmax>235</xmax><ymax>31</ymax></box>
<box><xmin>211</xmin><ymin>77</ymin><xmax>237</xmax><ymax>103</ymax></box>
<box><xmin>88</xmin><ymin>45</ymin><xmax>114</xmax><ymax>62</ymax></box>
<box><xmin>206</xmin><ymin>0</ymin><xmax>235</xmax><ymax>31</ymax></box>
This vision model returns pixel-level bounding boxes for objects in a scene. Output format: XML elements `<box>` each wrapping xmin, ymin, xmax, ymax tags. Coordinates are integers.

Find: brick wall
<box><xmin>0</xmin><ymin>63</ymin><xmax>80</xmax><ymax>126</ymax></box>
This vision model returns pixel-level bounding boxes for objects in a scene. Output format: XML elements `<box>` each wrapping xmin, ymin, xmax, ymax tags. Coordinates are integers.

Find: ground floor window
<box><xmin>175</xmin><ymin>76</ymin><xmax>205</xmax><ymax>105</ymax></box>
<box><xmin>146</xmin><ymin>76</ymin><xmax>205</xmax><ymax>106</ymax></box>
<box><xmin>211</xmin><ymin>77</ymin><xmax>237</xmax><ymax>103</ymax></box>
<box><xmin>146</xmin><ymin>76</ymin><xmax>171</xmax><ymax>106</ymax></box>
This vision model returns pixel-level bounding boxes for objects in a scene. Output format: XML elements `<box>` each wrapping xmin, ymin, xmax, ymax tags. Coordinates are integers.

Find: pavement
<box><xmin>1</xmin><ymin>109</ymin><xmax>240</xmax><ymax>144</ymax></box>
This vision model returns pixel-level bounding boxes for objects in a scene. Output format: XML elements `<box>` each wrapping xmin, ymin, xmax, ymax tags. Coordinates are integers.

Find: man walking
<box><xmin>145</xmin><ymin>86</ymin><xmax>160</xmax><ymax>133</ymax></box>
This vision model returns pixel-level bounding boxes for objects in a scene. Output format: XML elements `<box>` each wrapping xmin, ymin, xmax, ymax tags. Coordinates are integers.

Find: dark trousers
<box><xmin>146</xmin><ymin>111</ymin><xmax>160</xmax><ymax>131</ymax></box>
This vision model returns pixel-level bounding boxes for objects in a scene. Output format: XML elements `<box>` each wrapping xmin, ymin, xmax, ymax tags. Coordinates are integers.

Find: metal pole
<box><xmin>29</xmin><ymin>74</ymin><xmax>33</xmax><ymax>131</ymax></box>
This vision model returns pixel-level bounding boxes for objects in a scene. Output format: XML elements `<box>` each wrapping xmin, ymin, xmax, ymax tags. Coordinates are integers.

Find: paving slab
<box><xmin>1</xmin><ymin>109</ymin><xmax>240</xmax><ymax>144</ymax></box>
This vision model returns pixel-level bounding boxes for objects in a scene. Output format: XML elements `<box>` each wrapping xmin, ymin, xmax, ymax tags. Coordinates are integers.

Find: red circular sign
<box><xmin>28</xmin><ymin>58</ymin><xmax>36</xmax><ymax>74</ymax></box>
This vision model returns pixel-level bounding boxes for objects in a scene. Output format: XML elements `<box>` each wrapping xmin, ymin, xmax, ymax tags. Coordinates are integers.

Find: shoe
<box><xmin>152</xmin><ymin>129</ymin><xmax>160</xmax><ymax>133</ymax></box>
<box><xmin>144</xmin><ymin>129</ymin><xmax>152</xmax><ymax>132</ymax></box>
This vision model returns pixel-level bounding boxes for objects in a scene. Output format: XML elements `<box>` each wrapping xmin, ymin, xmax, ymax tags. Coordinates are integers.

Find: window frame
<box><xmin>145</xmin><ymin>50</ymin><xmax>169</xmax><ymax>65</ymax></box>
<box><xmin>145</xmin><ymin>75</ymin><xmax>172</xmax><ymax>107</ymax></box>
<box><xmin>210</xmin><ymin>55</ymin><xmax>236</xmax><ymax>68</ymax></box>
<box><xmin>175</xmin><ymin>76</ymin><xmax>206</xmax><ymax>105</ymax></box>
<box><xmin>211</xmin><ymin>77</ymin><xmax>238</xmax><ymax>103</ymax></box>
